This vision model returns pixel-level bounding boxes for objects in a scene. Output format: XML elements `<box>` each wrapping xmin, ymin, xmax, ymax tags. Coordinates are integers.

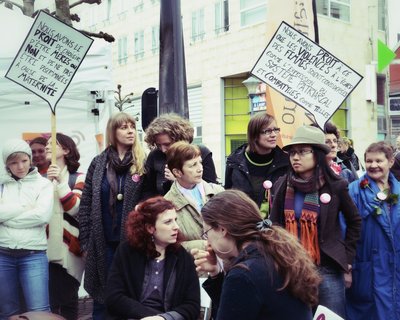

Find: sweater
<box><xmin>105</xmin><ymin>242</ymin><xmax>200</xmax><ymax>320</ymax></box>
<box><xmin>203</xmin><ymin>244</ymin><xmax>313</xmax><ymax>320</ymax></box>
<box><xmin>47</xmin><ymin>166</ymin><xmax>86</xmax><ymax>283</ymax></box>
<box><xmin>0</xmin><ymin>167</ymin><xmax>54</xmax><ymax>250</ymax></box>
<box><xmin>78</xmin><ymin>150</ymin><xmax>144</xmax><ymax>303</ymax></box>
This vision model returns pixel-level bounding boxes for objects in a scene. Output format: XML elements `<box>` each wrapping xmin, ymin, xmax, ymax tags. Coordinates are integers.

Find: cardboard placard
<box><xmin>251</xmin><ymin>21</ymin><xmax>363</xmax><ymax>129</ymax></box>
<box><xmin>5</xmin><ymin>10</ymin><xmax>93</xmax><ymax>114</ymax></box>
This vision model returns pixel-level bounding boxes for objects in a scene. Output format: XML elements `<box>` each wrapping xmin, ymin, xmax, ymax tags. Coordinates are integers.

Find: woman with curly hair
<box><xmin>79</xmin><ymin>112</ymin><xmax>146</xmax><ymax>320</ymax></box>
<box><xmin>143</xmin><ymin>113</ymin><xmax>217</xmax><ymax>198</ymax></box>
<box><xmin>105</xmin><ymin>197</ymin><xmax>200</xmax><ymax>320</ymax></box>
<box><xmin>44</xmin><ymin>133</ymin><xmax>86</xmax><ymax>320</ymax></box>
<box><xmin>191</xmin><ymin>189</ymin><xmax>321</xmax><ymax>320</ymax></box>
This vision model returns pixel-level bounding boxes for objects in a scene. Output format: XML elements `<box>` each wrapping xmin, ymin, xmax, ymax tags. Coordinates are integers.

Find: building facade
<box><xmin>65</xmin><ymin>0</ymin><xmax>388</xmax><ymax>179</ymax></box>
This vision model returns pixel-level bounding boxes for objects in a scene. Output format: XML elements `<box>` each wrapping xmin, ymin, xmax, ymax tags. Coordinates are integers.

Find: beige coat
<box><xmin>165</xmin><ymin>180</ymin><xmax>224</xmax><ymax>252</ymax></box>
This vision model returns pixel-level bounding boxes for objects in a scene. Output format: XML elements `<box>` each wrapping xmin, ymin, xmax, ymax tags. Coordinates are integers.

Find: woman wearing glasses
<box><xmin>225</xmin><ymin>113</ymin><xmax>289</xmax><ymax>217</ymax></box>
<box><xmin>269</xmin><ymin>125</ymin><xmax>361</xmax><ymax>318</ymax></box>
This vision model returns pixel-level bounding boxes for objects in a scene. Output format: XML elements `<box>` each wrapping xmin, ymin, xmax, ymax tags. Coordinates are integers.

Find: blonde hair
<box><xmin>106</xmin><ymin>112</ymin><xmax>146</xmax><ymax>175</ymax></box>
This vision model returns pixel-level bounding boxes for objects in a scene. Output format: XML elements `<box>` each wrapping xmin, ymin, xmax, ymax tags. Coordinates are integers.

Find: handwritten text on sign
<box><xmin>5</xmin><ymin>10</ymin><xmax>93</xmax><ymax>113</ymax></box>
<box><xmin>251</xmin><ymin>21</ymin><xmax>362</xmax><ymax>129</ymax></box>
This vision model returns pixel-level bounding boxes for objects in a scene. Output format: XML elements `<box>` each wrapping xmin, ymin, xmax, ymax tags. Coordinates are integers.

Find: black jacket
<box><xmin>224</xmin><ymin>144</ymin><xmax>289</xmax><ymax>207</ymax></box>
<box><xmin>143</xmin><ymin>145</ymin><xmax>218</xmax><ymax>198</ymax></box>
<box><xmin>105</xmin><ymin>242</ymin><xmax>200</xmax><ymax>320</ymax></box>
<box><xmin>270</xmin><ymin>175</ymin><xmax>361</xmax><ymax>271</ymax></box>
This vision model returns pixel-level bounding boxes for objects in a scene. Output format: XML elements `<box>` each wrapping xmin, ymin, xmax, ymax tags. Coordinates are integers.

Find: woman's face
<box><xmin>255</xmin><ymin>120</ymin><xmax>279</xmax><ymax>153</ymax></box>
<box><xmin>174</xmin><ymin>156</ymin><xmax>203</xmax><ymax>188</ymax></box>
<box><xmin>115</xmin><ymin>122</ymin><xmax>135</xmax><ymax>149</ymax></box>
<box><xmin>325</xmin><ymin>133</ymin><xmax>338</xmax><ymax>161</ymax></box>
<box><xmin>365</xmin><ymin>151</ymin><xmax>394</xmax><ymax>182</ymax></box>
<box><xmin>30</xmin><ymin>143</ymin><xmax>47</xmax><ymax>168</ymax></box>
<box><xmin>7</xmin><ymin>153</ymin><xmax>31</xmax><ymax>179</ymax></box>
<box><xmin>288</xmin><ymin>145</ymin><xmax>316</xmax><ymax>179</ymax></box>
<box><xmin>45</xmin><ymin>138</ymin><xmax>68</xmax><ymax>161</ymax></box>
<box><xmin>151</xmin><ymin>209</ymin><xmax>179</xmax><ymax>249</ymax></box>
<box><xmin>202</xmin><ymin>222</ymin><xmax>237</xmax><ymax>260</ymax></box>
<box><xmin>338</xmin><ymin>141</ymin><xmax>348</xmax><ymax>153</ymax></box>
<box><xmin>155</xmin><ymin>133</ymin><xmax>173</xmax><ymax>153</ymax></box>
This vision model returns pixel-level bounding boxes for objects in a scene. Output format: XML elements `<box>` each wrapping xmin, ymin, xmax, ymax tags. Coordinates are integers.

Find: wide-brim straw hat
<box><xmin>282</xmin><ymin>125</ymin><xmax>331</xmax><ymax>154</ymax></box>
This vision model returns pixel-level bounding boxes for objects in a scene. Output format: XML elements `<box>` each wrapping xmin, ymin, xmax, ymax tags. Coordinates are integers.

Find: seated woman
<box><xmin>105</xmin><ymin>196</ymin><xmax>200</xmax><ymax>320</ymax></box>
<box><xmin>191</xmin><ymin>190</ymin><xmax>321</xmax><ymax>320</ymax></box>
<box><xmin>164</xmin><ymin>141</ymin><xmax>224</xmax><ymax>252</ymax></box>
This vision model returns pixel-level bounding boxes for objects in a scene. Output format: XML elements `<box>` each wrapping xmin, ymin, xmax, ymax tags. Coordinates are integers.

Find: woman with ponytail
<box><xmin>269</xmin><ymin>125</ymin><xmax>361</xmax><ymax>318</ymax></box>
<box><xmin>191</xmin><ymin>189</ymin><xmax>321</xmax><ymax>320</ymax></box>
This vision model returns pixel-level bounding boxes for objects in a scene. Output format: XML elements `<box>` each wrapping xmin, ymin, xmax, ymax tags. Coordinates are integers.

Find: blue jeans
<box><xmin>0</xmin><ymin>250</ymin><xmax>50</xmax><ymax>319</ymax></box>
<box><xmin>317</xmin><ymin>266</ymin><xmax>346</xmax><ymax>318</ymax></box>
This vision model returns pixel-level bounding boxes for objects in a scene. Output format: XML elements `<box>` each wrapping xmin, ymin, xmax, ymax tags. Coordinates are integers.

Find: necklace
<box><xmin>117</xmin><ymin>175</ymin><xmax>123</xmax><ymax>201</ymax></box>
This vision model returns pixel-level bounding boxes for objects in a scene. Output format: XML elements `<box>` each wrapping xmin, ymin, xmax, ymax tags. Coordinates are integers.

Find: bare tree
<box><xmin>0</xmin><ymin>0</ymin><xmax>114</xmax><ymax>42</ymax></box>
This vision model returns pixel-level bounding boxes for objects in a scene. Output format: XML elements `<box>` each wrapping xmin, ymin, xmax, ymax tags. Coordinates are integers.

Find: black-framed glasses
<box><xmin>201</xmin><ymin>227</ymin><xmax>213</xmax><ymax>240</ymax></box>
<box><xmin>288</xmin><ymin>149</ymin><xmax>314</xmax><ymax>157</ymax></box>
<box><xmin>260</xmin><ymin>128</ymin><xmax>281</xmax><ymax>135</ymax></box>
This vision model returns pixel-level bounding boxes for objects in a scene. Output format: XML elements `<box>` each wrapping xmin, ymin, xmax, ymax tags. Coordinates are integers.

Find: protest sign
<box><xmin>5</xmin><ymin>10</ymin><xmax>93</xmax><ymax>165</ymax></box>
<box><xmin>313</xmin><ymin>305</ymin><xmax>344</xmax><ymax>320</ymax></box>
<box><xmin>5</xmin><ymin>10</ymin><xmax>93</xmax><ymax>115</ymax></box>
<box><xmin>251</xmin><ymin>21</ymin><xmax>363</xmax><ymax>129</ymax></box>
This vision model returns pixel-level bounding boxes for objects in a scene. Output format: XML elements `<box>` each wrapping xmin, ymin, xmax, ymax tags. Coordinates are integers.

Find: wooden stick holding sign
<box><xmin>5</xmin><ymin>10</ymin><xmax>93</xmax><ymax>165</ymax></box>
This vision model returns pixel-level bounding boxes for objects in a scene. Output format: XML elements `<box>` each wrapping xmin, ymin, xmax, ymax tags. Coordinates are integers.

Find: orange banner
<box><xmin>266</xmin><ymin>0</ymin><xmax>317</xmax><ymax>146</ymax></box>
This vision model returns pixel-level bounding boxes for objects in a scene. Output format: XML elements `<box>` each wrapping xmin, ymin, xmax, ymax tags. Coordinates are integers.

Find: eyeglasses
<box><xmin>260</xmin><ymin>128</ymin><xmax>281</xmax><ymax>135</ymax></box>
<box><xmin>288</xmin><ymin>149</ymin><xmax>314</xmax><ymax>157</ymax></box>
<box><xmin>201</xmin><ymin>227</ymin><xmax>213</xmax><ymax>240</ymax></box>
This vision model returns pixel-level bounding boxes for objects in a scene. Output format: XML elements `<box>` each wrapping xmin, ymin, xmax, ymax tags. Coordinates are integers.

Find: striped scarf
<box><xmin>284</xmin><ymin>173</ymin><xmax>323</xmax><ymax>264</ymax></box>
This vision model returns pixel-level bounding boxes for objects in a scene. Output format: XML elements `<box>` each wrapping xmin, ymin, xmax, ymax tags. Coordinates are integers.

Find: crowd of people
<box><xmin>1</xmin><ymin>111</ymin><xmax>400</xmax><ymax>320</ymax></box>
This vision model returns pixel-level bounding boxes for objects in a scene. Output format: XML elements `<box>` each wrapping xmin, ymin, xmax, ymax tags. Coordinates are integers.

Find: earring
<box><xmin>151</xmin><ymin>235</ymin><xmax>155</xmax><ymax>242</ymax></box>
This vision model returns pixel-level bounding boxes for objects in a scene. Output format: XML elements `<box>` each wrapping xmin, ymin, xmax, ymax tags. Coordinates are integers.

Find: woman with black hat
<box><xmin>269</xmin><ymin>125</ymin><xmax>361</xmax><ymax>318</ymax></box>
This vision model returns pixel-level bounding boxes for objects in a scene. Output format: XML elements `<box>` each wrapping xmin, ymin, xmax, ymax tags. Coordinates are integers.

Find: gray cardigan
<box><xmin>78</xmin><ymin>149</ymin><xmax>144</xmax><ymax>303</ymax></box>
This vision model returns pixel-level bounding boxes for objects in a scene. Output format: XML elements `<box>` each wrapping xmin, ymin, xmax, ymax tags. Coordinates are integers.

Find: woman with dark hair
<box><xmin>29</xmin><ymin>136</ymin><xmax>50</xmax><ymax>175</ymax></box>
<box><xmin>269</xmin><ymin>125</ymin><xmax>361</xmax><ymax>318</ymax></box>
<box><xmin>45</xmin><ymin>133</ymin><xmax>86</xmax><ymax>320</ymax></box>
<box><xmin>79</xmin><ymin>112</ymin><xmax>146</xmax><ymax>320</ymax></box>
<box><xmin>105</xmin><ymin>197</ymin><xmax>200</xmax><ymax>320</ymax></box>
<box><xmin>143</xmin><ymin>113</ymin><xmax>217</xmax><ymax>198</ymax></box>
<box><xmin>225</xmin><ymin>113</ymin><xmax>289</xmax><ymax>217</ymax></box>
<box><xmin>346</xmin><ymin>141</ymin><xmax>400</xmax><ymax>320</ymax></box>
<box><xmin>191</xmin><ymin>189</ymin><xmax>321</xmax><ymax>320</ymax></box>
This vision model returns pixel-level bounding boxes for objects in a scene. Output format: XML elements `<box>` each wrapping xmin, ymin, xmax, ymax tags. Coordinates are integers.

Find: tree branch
<box><xmin>81</xmin><ymin>30</ymin><xmax>115</xmax><ymax>42</ymax></box>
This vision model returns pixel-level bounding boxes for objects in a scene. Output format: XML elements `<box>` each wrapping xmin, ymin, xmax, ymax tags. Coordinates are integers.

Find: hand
<box><xmin>47</xmin><ymin>164</ymin><xmax>61</xmax><ymax>182</ymax></box>
<box><xmin>344</xmin><ymin>271</ymin><xmax>352</xmax><ymax>288</ymax></box>
<box><xmin>191</xmin><ymin>246</ymin><xmax>220</xmax><ymax>276</ymax></box>
<box><xmin>141</xmin><ymin>316</ymin><xmax>164</xmax><ymax>320</ymax></box>
<box><xmin>164</xmin><ymin>165</ymin><xmax>176</xmax><ymax>182</ymax></box>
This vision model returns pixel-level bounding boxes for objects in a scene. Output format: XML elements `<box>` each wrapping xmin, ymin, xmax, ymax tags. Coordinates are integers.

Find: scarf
<box><xmin>329</xmin><ymin>160</ymin><xmax>342</xmax><ymax>175</ymax></box>
<box><xmin>284</xmin><ymin>172</ymin><xmax>324</xmax><ymax>264</ymax></box>
<box><xmin>106</xmin><ymin>147</ymin><xmax>133</xmax><ymax>230</ymax></box>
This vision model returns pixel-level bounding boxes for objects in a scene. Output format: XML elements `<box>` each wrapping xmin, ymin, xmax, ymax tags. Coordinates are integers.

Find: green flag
<box><xmin>377</xmin><ymin>40</ymin><xmax>396</xmax><ymax>72</ymax></box>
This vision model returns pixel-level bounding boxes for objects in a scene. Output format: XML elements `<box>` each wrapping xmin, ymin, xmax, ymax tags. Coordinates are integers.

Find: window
<box><xmin>188</xmin><ymin>86</ymin><xmax>203</xmax><ymax>144</ymax></box>
<box><xmin>378</xmin><ymin>0</ymin><xmax>386</xmax><ymax>31</ymax></box>
<box><xmin>151</xmin><ymin>25</ymin><xmax>159</xmax><ymax>54</ymax></box>
<box><xmin>316</xmin><ymin>0</ymin><xmax>350</xmax><ymax>22</ymax></box>
<box><xmin>215</xmin><ymin>0</ymin><xmax>229</xmax><ymax>34</ymax></box>
<box><xmin>377</xmin><ymin>76</ymin><xmax>386</xmax><ymax>106</ymax></box>
<box><xmin>118</xmin><ymin>36</ymin><xmax>128</xmax><ymax>64</ymax></box>
<box><xmin>134</xmin><ymin>30</ymin><xmax>145</xmax><ymax>59</ymax></box>
<box><xmin>191</xmin><ymin>8</ymin><xmax>205</xmax><ymax>42</ymax></box>
<box><xmin>240</xmin><ymin>0</ymin><xmax>267</xmax><ymax>27</ymax></box>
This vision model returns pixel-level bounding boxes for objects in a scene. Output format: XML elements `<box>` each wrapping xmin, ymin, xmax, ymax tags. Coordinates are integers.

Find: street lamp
<box><xmin>242</xmin><ymin>76</ymin><xmax>260</xmax><ymax>115</ymax></box>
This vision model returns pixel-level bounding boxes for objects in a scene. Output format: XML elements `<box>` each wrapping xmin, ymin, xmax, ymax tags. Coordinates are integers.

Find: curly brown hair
<box><xmin>144</xmin><ymin>113</ymin><xmax>194</xmax><ymax>148</ymax></box>
<box><xmin>201</xmin><ymin>190</ymin><xmax>321</xmax><ymax>307</ymax></box>
<box><xmin>126</xmin><ymin>196</ymin><xmax>183</xmax><ymax>258</ymax></box>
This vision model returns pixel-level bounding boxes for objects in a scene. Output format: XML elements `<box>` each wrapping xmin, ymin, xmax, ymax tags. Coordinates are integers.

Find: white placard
<box><xmin>313</xmin><ymin>305</ymin><xmax>344</xmax><ymax>320</ymax></box>
<box><xmin>5</xmin><ymin>10</ymin><xmax>93</xmax><ymax>114</ymax></box>
<box><xmin>251</xmin><ymin>21</ymin><xmax>363</xmax><ymax>129</ymax></box>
